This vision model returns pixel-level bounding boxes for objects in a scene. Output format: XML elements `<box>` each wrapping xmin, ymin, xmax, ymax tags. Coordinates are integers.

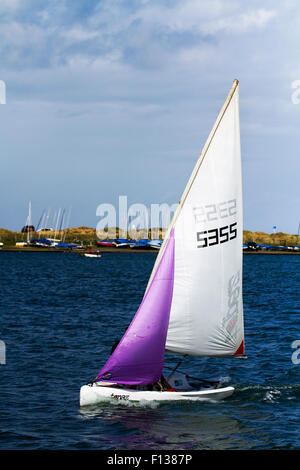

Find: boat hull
<box><xmin>79</xmin><ymin>384</ymin><xmax>234</xmax><ymax>406</ymax></box>
<box><xmin>83</xmin><ymin>254</ymin><xmax>101</xmax><ymax>258</ymax></box>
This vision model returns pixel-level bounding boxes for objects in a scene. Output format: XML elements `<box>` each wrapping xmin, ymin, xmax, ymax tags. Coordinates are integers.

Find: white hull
<box><xmin>79</xmin><ymin>383</ymin><xmax>234</xmax><ymax>406</ymax></box>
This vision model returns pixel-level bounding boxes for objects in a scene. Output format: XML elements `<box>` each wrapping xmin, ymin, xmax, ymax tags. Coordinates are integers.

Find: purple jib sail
<box><xmin>96</xmin><ymin>228</ymin><xmax>175</xmax><ymax>385</ymax></box>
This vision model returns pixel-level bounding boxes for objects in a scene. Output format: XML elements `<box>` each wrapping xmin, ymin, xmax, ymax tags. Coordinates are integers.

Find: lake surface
<box><xmin>0</xmin><ymin>252</ymin><xmax>299</xmax><ymax>450</ymax></box>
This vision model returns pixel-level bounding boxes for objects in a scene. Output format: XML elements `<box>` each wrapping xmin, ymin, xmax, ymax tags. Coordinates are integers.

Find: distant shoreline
<box><xmin>0</xmin><ymin>246</ymin><xmax>156</xmax><ymax>253</ymax></box>
<box><xmin>0</xmin><ymin>246</ymin><xmax>299</xmax><ymax>255</ymax></box>
<box><xmin>0</xmin><ymin>226</ymin><xmax>299</xmax><ymax>252</ymax></box>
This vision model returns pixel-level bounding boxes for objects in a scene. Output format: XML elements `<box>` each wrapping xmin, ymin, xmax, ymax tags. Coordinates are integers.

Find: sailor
<box><xmin>153</xmin><ymin>375</ymin><xmax>174</xmax><ymax>391</ymax></box>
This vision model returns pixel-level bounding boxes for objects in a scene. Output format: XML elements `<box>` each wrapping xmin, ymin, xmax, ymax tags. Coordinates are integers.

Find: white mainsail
<box><xmin>146</xmin><ymin>79</ymin><xmax>244</xmax><ymax>357</ymax></box>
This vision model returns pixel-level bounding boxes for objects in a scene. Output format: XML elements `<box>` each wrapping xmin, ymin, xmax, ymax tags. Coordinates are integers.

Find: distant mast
<box><xmin>27</xmin><ymin>201</ymin><xmax>32</xmax><ymax>243</ymax></box>
<box><xmin>296</xmin><ymin>222</ymin><xmax>300</xmax><ymax>247</ymax></box>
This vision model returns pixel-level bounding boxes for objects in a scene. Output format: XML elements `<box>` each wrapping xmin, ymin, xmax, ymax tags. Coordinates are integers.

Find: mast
<box><xmin>45</xmin><ymin>208</ymin><xmax>51</xmax><ymax>230</ymax></box>
<box><xmin>54</xmin><ymin>208</ymin><xmax>61</xmax><ymax>241</ymax></box>
<box><xmin>59</xmin><ymin>209</ymin><xmax>65</xmax><ymax>234</ymax></box>
<box><xmin>36</xmin><ymin>210</ymin><xmax>45</xmax><ymax>237</ymax></box>
<box><xmin>63</xmin><ymin>207</ymin><xmax>72</xmax><ymax>242</ymax></box>
<box><xmin>27</xmin><ymin>201</ymin><xmax>32</xmax><ymax>243</ymax></box>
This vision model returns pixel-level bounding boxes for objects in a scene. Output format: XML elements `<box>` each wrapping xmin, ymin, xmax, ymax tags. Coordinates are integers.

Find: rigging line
<box><xmin>164</xmin><ymin>355</ymin><xmax>187</xmax><ymax>380</ymax></box>
<box><xmin>164</xmin><ymin>366</ymin><xmax>218</xmax><ymax>386</ymax></box>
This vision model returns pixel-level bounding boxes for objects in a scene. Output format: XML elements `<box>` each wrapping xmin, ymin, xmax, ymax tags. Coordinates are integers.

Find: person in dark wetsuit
<box><xmin>152</xmin><ymin>375</ymin><xmax>174</xmax><ymax>391</ymax></box>
<box><xmin>160</xmin><ymin>375</ymin><xmax>172</xmax><ymax>390</ymax></box>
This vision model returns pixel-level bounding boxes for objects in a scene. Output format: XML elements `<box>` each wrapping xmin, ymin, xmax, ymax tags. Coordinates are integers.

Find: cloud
<box><xmin>201</xmin><ymin>8</ymin><xmax>277</xmax><ymax>34</ymax></box>
<box><xmin>61</xmin><ymin>27</ymin><xmax>99</xmax><ymax>44</ymax></box>
<box><xmin>0</xmin><ymin>0</ymin><xmax>21</xmax><ymax>15</ymax></box>
<box><xmin>0</xmin><ymin>0</ymin><xmax>299</xmax><ymax>233</ymax></box>
<box><xmin>0</xmin><ymin>0</ymin><xmax>278</xmax><ymax>72</ymax></box>
<box><xmin>133</xmin><ymin>1</ymin><xmax>276</xmax><ymax>34</ymax></box>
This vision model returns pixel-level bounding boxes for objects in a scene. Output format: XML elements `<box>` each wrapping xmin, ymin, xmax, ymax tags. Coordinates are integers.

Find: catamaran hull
<box><xmin>79</xmin><ymin>384</ymin><xmax>234</xmax><ymax>406</ymax></box>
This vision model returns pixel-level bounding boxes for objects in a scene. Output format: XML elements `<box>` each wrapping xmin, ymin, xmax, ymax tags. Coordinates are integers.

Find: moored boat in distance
<box><xmin>129</xmin><ymin>239</ymin><xmax>150</xmax><ymax>249</ymax></box>
<box><xmin>96</xmin><ymin>240</ymin><xmax>115</xmax><ymax>247</ymax></box>
<box><xmin>27</xmin><ymin>238</ymin><xmax>53</xmax><ymax>248</ymax></box>
<box><xmin>113</xmin><ymin>239</ymin><xmax>132</xmax><ymax>248</ymax></box>
<box><xmin>15</xmin><ymin>242</ymin><xmax>28</xmax><ymax>247</ymax></box>
<box><xmin>80</xmin><ymin>79</ymin><xmax>245</xmax><ymax>406</ymax></box>
<box><xmin>83</xmin><ymin>250</ymin><xmax>101</xmax><ymax>258</ymax></box>
<box><xmin>148</xmin><ymin>239</ymin><xmax>163</xmax><ymax>250</ymax></box>
<box><xmin>96</xmin><ymin>238</ymin><xmax>162</xmax><ymax>250</ymax></box>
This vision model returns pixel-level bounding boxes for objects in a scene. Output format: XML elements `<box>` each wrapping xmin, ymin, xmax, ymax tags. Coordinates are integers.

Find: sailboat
<box><xmin>80</xmin><ymin>79</ymin><xmax>245</xmax><ymax>405</ymax></box>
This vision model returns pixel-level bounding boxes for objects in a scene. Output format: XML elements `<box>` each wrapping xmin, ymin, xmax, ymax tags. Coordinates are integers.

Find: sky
<box><xmin>0</xmin><ymin>0</ymin><xmax>299</xmax><ymax>233</ymax></box>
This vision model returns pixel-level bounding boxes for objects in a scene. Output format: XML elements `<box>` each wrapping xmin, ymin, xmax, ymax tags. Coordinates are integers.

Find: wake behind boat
<box><xmin>80</xmin><ymin>79</ymin><xmax>245</xmax><ymax>406</ymax></box>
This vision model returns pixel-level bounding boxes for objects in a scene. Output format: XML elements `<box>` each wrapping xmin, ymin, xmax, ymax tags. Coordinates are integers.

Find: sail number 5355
<box><xmin>197</xmin><ymin>223</ymin><xmax>237</xmax><ymax>248</ymax></box>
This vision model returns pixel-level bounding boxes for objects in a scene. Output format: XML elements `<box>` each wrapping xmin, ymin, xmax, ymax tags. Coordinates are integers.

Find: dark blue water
<box><xmin>0</xmin><ymin>252</ymin><xmax>299</xmax><ymax>449</ymax></box>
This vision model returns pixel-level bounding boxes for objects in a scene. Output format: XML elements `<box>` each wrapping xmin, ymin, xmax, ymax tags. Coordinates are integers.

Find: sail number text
<box><xmin>193</xmin><ymin>199</ymin><xmax>237</xmax><ymax>224</ymax></box>
<box><xmin>197</xmin><ymin>223</ymin><xmax>237</xmax><ymax>248</ymax></box>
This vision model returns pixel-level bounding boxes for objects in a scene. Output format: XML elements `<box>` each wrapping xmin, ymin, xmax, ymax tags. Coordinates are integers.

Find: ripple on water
<box><xmin>0</xmin><ymin>252</ymin><xmax>299</xmax><ymax>449</ymax></box>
